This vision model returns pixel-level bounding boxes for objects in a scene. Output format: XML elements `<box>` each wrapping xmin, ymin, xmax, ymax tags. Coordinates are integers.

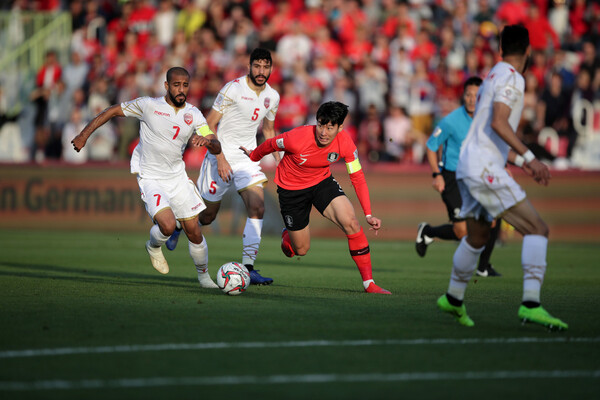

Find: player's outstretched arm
<box><xmin>193</xmin><ymin>133</ymin><xmax>221</xmax><ymax>155</ymax></box>
<box><xmin>262</xmin><ymin>119</ymin><xmax>280</xmax><ymax>163</ymax></box>
<box><xmin>72</xmin><ymin>104</ymin><xmax>124</xmax><ymax>152</ymax></box>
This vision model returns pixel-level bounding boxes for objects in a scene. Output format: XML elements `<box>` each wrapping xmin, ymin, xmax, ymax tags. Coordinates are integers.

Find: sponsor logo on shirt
<box><xmin>241</xmin><ymin>96</ymin><xmax>254</xmax><ymax>101</ymax></box>
<box><xmin>184</xmin><ymin>113</ymin><xmax>193</xmax><ymax>125</ymax></box>
<box><xmin>154</xmin><ymin>111</ymin><xmax>171</xmax><ymax>117</ymax></box>
<box><xmin>264</xmin><ymin>97</ymin><xmax>270</xmax><ymax>108</ymax></box>
<box><xmin>327</xmin><ymin>152</ymin><xmax>339</xmax><ymax>163</ymax></box>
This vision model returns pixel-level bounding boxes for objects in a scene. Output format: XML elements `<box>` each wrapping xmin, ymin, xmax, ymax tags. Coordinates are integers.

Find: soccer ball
<box><xmin>216</xmin><ymin>262</ymin><xmax>250</xmax><ymax>296</ymax></box>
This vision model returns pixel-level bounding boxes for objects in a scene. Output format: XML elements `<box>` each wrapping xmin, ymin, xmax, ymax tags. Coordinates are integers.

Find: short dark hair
<box><xmin>500</xmin><ymin>25</ymin><xmax>530</xmax><ymax>57</ymax></box>
<box><xmin>250</xmin><ymin>48</ymin><xmax>272</xmax><ymax>65</ymax></box>
<box><xmin>316</xmin><ymin>101</ymin><xmax>349</xmax><ymax>126</ymax></box>
<box><xmin>166</xmin><ymin>67</ymin><xmax>190</xmax><ymax>83</ymax></box>
<box><xmin>464</xmin><ymin>76</ymin><xmax>483</xmax><ymax>91</ymax></box>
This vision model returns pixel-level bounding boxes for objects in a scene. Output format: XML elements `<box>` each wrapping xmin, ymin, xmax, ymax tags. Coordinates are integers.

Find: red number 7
<box><xmin>153</xmin><ymin>194</ymin><xmax>161</xmax><ymax>206</ymax></box>
<box><xmin>172</xmin><ymin>126</ymin><xmax>180</xmax><ymax>140</ymax></box>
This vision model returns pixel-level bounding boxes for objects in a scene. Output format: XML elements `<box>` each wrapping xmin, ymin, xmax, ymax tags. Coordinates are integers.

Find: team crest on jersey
<box><xmin>264</xmin><ymin>97</ymin><xmax>270</xmax><ymax>108</ymax></box>
<box><xmin>184</xmin><ymin>113</ymin><xmax>193</xmax><ymax>125</ymax></box>
<box><xmin>327</xmin><ymin>152</ymin><xmax>339</xmax><ymax>163</ymax></box>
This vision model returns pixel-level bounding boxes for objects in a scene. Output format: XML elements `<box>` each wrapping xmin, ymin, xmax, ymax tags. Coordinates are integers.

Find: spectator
<box><xmin>525</xmin><ymin>3</ymin><xmax>560</xmax><ymax>52</ymax></box>
<box><xmin>382</xmin><ymin>104</ymin><xmax>412</xmax><ymax>163</ymax></box>
<box><xmin>536</xmin><ymin>72</ymin><xmax>575</xmax><ymax>157</ymax></box>
<box><xmin>62</xmin><ymin>107</ymin><xmax>88</xmax><ymax>164</ymax></box>
<box><xmin>154</xmin><ymin>0</ymin><xmax>177</xmax><ymax>47</ymax></box>
<box><xmin>31</xmin><ymin>50</ymin><xmax>62</xmax><ymax>162</ymax></box>
<box><xmin>355</xmin><ymin>56</ymin><xmax>388</xmax><ymax>116</ymax></box>
<box><xmin>357</xmin><ymin>103</ymin><xmax>383</xmax><ymax>162</ymax></box>
<box><xmin>62</xmin><ymin>51</ymin><xmax>89</xmax><ymax>96</ymax></box>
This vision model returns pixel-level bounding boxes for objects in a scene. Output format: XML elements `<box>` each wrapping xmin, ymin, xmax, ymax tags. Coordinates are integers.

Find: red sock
<box><xmin>347</xmin><ymin>228</ymin><xmax>372</xmax><ymax>281</ymax></box>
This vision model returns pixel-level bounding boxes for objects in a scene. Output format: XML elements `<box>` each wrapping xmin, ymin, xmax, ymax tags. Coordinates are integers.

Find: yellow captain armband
<box><xmin>196</xmin><ymin>125</ymin><xmax>213</xmax><ymax>137</ymax></box>
<box><xmin>346</xmin><ymin>158</ymin><xmax>362</xmax><ymax>174</ymax></box>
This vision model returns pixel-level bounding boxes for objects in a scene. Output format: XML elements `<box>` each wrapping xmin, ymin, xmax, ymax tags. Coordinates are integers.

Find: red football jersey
<box><xmin>261</xmin><ymin>125</ymin><xmax>358</xmax><ymax>189</ymax></box>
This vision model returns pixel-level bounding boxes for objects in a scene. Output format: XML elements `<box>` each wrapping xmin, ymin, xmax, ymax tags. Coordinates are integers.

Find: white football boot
<box><xmin>145</xmin><ymin>240</ymin><xmax>169</xmax><ymax>274</ymax></box>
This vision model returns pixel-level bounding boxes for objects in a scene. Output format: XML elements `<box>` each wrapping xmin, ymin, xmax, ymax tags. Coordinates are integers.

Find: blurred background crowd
<box><xmin>0</xmin><ymin>0</ymin><xmax>599</xmax><ymax>168</ymax></box>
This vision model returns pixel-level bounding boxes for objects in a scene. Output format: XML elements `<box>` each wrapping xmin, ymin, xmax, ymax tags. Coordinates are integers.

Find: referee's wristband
<box><xmin>523</xmin><ymin>150</ymin><xmax>536</xmax><ymax>164</ymax></box>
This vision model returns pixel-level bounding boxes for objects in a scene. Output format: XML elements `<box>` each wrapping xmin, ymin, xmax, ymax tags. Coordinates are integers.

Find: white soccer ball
<box><xmin>216</xmin><ymin>262</ymin><xmax>250</xmax><ymax>296</ymax></box>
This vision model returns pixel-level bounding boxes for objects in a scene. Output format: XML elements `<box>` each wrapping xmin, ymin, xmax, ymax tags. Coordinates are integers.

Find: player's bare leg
<box><xmin>323</xmin><ymin>196</ymin><xmax>391</xmax><ymax>294</ymax></box>
<box><xmin>240</xmin><ymin>186</ymin><xmax>272</xmax><ymax>285</ymax></box>
<box><xmin>182</xmin><ymin>217</ymin><xmax>218</xmax><ymax>289</ymax></box>
<box><xmin>503</xmin><ymin>200</ymin><xmax>567</xmax><ymax>330</ymax></box>
<box><xmin>146</xmin><ymin>209</ymin><xmax>177</xmax><ymax>274</ymax></box>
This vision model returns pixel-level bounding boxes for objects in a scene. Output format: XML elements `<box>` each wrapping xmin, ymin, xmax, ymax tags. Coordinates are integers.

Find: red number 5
<box><xmin>251</xmin><ymin>108</ymin><xmax>259</xmax><ymax>121</ymax></box>
<box><xmin>209</xmin><ymin>181</ymin><xmax>217</xmax><ymax>194</ymax></box>
<box><xmin>172</xmin><ymin>125</ymin><xmax>180</xmax><ymax>140</ymax></box>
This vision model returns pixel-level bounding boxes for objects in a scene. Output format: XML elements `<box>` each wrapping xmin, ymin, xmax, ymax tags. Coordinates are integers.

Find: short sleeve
<box><xmin>493</xmin><ymin>73</ymin><xmax>524</xmax><ymax>109</ymax></box>
<box><xmin>121</xmin><ymin>97</ymin><xmax>148</xmax><ymax>121</ymax></box>
<box><xmin>265</xmin><ymin>93</ymin><xmax>280</xmax><ymax>121</ymax></box>
<box><xmin>212</xmin><ymin>82</ymin><xmax>236</xmax><ymax>114</ymax></box>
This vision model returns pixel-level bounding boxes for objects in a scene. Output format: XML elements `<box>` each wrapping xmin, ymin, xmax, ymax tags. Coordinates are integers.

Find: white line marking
<box><xmin>0</xmin><ymin>370</ymin><xmax>599</xmax><ymax>391</ymax></box>
<box><xmin>1</xmin><ymin>337</ymin><xmax>598</xmax><ymax>359</ymax></box>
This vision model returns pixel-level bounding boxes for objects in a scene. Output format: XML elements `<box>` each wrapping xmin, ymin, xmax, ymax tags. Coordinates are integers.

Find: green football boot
<box><xmin>437</xmin><ymin>294</ymin><xmax>474</xmax><ymax>327</ymax></box>
<box><xmin>518</xmin><ymin>305</ymin><xmax>569</xmax><ymax>331</ymax></box>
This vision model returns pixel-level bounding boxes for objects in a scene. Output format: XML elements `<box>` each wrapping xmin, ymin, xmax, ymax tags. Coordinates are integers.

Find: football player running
<box><xmin>72</xmin><ymin>67</ymin><xmax>221</xmax><ymax>289</ymax></box>
<box><xmin>165</xmin><ymin>48</ymin><xmax>280</xmax><ymax>286</ymax></box>
<box><xmin>241</xmin><ymin>101</ymin><xmax>390</xmax><ymax>294</ymax></box>
<box><xmin>436</xmin><ymin>25</ymin><xmax>568</xmax><ymax>330</ymax></box>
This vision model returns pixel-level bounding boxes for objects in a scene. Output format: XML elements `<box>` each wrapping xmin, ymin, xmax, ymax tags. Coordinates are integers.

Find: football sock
<box><xmin>446</xmin><ymin>293</ymin><xmax>463</xmax><ymax>307</ymax></box>
<box><xmin>189</xmin><ymin>236</ymin><xmax>208</xmax><ymax>274</ymax></box>
<box><xmin>347</xmin><ymin>228</ymin><xmax>373</xmax><ymax>283</ymax></box>
<box><xmin>447</xmin><ymin>237</ymin><xmax>484</xmax><ymax>301</ymax></box>
<box><xmin>175</xmin><ymin>220</ymin><xmax>182</xmax><ymax>230</ymax></box>
<box><xmin>478</xmin><ymin>219</ymin><xmax>501</xmax><ymax>269</ymax></box>
<box><xmin>424</xmin><ymin>224</ymin><xmax>458</xmax><ymax>241</ymax></box>
<box><xmin>149</xmin><ymin>224</ymin><xmax>169</xmax><ymax>247</ymax></box>
<box><xmin>522</xmin><ymin>301</ymin><xmax>541</xmax><ymax>308</ymax></box>
<box><xmin>522</xmin><ymin>234</ymin><xmax>548</xmax><ymax>304</ymax></box>
<box><xmin>242</xmin><ymin>218</ymin><xmax>262</xmax><ymax>269</ymax></box>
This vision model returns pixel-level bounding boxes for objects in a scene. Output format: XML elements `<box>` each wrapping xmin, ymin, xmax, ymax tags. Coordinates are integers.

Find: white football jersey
<box><xmin>457</xmin><ymin>62</ymin><xmax>525</xmax><ymax>179</ymax></box>
<box><xmin>208</xmin><ymin>75</ymin><xmax>280</xmax><ymax>164</ymax></box>
<box><xmin>122</xmin><ymin>96</ymin><xmax>208</xmax><ymax>179</ymax></box>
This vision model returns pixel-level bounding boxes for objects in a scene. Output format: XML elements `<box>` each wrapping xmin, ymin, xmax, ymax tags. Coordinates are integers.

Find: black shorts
<box><xmin>441</xmin><ymin>169</ymin><xmax>464</xmax><ymax>222</ymax></box>
<box><xmin>277</xmin><ymin>175</ymin><xmax>346</xmax><ymax>231</ymax></box>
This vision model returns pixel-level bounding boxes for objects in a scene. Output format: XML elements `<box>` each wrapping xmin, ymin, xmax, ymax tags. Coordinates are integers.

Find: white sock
<box><xmin>363</xmin><ymin>279</ymin><xmax>374</xmax><ymax>290</ymax></box>
<box><xmin>189</xmin><ymin>238</ymin><xmax>208</xmax><ymax>274</ymax></box>
<box><xmin>242</xmin><ymin>218</ymin><xmax>262</xmax><ymax>266</ymax></box>
<box><xmin>175</xmin><ymin>220</ymin><xmax>182</xmax><ymax>230</ymax></box>
<box><xmin>447</xmin><ymin>237</ymin><xmax>484</xmax><ymax>301</ymax></box>
<box><xmin>522</xmin><ymin>234</ymin><xmax>548</xmax><ymax>303</ymax></box>
<box><xmin>150</xmin><ymin>224</ymin><xmax>169</xmax><ymax>247</ymax></box>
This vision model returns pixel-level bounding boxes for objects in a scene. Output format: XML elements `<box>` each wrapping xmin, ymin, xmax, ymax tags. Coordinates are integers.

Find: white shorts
<box><xmin>458</xmin><ymin>166</ymin><xmax>526</xmax><ymax>221</ymax></box>
<box><xmin>137</xmin><ymin>173</ymin><xmax>206</xmax><ymax>221</ymax></box>
<box><xmin>197</xmin><ymin>155</ymin><xmax>268</xmax><ymax>203</ymax></box>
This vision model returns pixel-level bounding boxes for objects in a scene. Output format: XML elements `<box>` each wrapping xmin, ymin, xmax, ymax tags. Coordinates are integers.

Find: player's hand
<box><xmin>216</xmin><ymin>155</ymin><xmax>233</xmax><ymax>182</ymax></box>
<box><xmin>432</xmin><ymin>175</ymin><xmax>445</xmax><ymax>193</ymax></box>
<box><xmin>366</xmin><ymin>215</ymin><xmax>382</xmax><ymax>235</ymax></box>
<box><xmin>71</xmin><ymin>133</ymin><xmax>87</xmax><ymax>152</ymax></box>
<box><xmin>192</xmin><ymin>135</ymin><xmax>209</xmax><ymax>147</ymax></box>
<box><xmin>239</xmin><ymin>146</ymin><xmax>252</xmax><ymax>157</ymax></box>
<box><xmin>526</xmin><ymin>159</ymin><xmax>551</xmax><ymax>186</ymax></box>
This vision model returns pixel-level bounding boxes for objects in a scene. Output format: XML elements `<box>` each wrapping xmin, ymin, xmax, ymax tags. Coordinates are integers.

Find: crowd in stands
<box><xmin>1</xmin><ymin>0</ymin><xmax>599</xmax><ymax>167</ymax></box>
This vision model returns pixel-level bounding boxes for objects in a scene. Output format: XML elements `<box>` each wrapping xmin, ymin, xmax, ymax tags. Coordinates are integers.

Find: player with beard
<box><xmin>436</xmin><ymin>25</ymin><xmax>568</xmax><ymax>330</ymax></box>
<box><xmin>71</xmin><ymin>67</ymin><xmax>223</xmax><ymax>289</ymax></box>
<box><xmin>166</xmin><ymin>48</ymin><xmax>280</xmax><ymax>286</ymax></box>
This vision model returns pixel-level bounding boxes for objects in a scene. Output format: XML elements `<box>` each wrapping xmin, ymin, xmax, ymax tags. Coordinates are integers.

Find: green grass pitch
<box><xmin>0</xmin><ymin>229</ymin><xmax>599</xmax><ymax>399</ymax></box>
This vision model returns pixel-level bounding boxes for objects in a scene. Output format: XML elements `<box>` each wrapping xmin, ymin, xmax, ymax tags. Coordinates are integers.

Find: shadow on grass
<box><xmin>0</xmin><ymin>261</ymin><xmax>193</xmax><ymax>288</ymax></box>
